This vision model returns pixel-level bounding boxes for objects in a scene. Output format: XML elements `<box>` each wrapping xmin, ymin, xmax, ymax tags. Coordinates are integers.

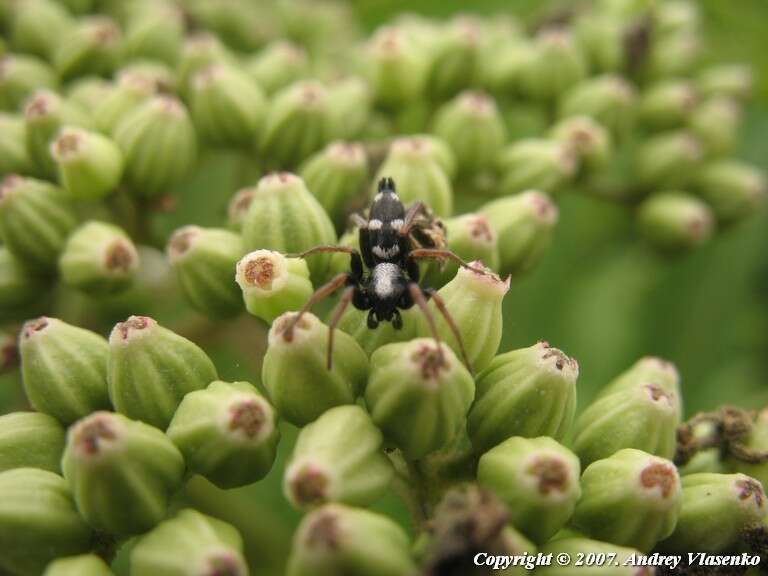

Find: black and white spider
<box><xmin>282</xmin><ymin>177</ymin><xmax>491</xmax><ymax>370</ymax></box>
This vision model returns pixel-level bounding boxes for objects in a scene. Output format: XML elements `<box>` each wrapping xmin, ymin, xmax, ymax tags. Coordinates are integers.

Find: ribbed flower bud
<box><xmin>425</xmin><ymin>16</ymin><xmax>482</xmax><ymax>100</ymax></box>
<box><xmin>167</xmin><ymin>381</ymin><xmax>280</xmax><ymax>489</ymax></box>
<box><xmin>0</xmin><ymin>468</ymin><xmax>93</xmax><ymax>576</ymax></box>
<box><xmin>108</xmin><ymin>315</ymin><xmax>218</xmax><ymax>429</ymax></box>
<box><xmin>519</xmin><ymin>28</ymin><xmax>587</xmax><ymax>102</ymax></box>
<box><xmin>644</xmin><ymin>32</ymin><xmax>700</xmax><ymax>81</ymax></box>
<box><xmin>496</xmin><ymin>139</ymin><xmax>576</xmax><ymax>197</ymax></box>
<box><xmin>20</xmin><ymin>317</ymin><xmax>111</xmax><ymax>424</ymax></box>
<box><xmin>121</xmin><ymin>2</ymin><xmax>184</xmax><ymax>66</ymax></box>
<box><xmin>326</xmin><ymin>77</ymin><xmax>372</xmax><ymax>142</ymax></box>
<box><xmin>365</xmin><ymin>339</ymin><xmax>474</xmax><ymax>459</ymax></box>
<box><xmin>246</xmin><ymin>40</ymin><xmax>309</xmax><ymax>95</ymax></box>
<box><xmin>467</xmin><ymin>341</ymin><xmax>578</xmax><ymax>453</ymax></box>
<box><xmin>335</xmin><ymin>306</ymin><xmax>418</xmax><ymax>357</ymax></box>
<box><xmin>480</xmin><ymin>38</ymin><xmax>533</xmax><ymax>96</ymax></box>
<box><xmin>639</xmin><ymin>80</ymin><xmax>698</xmax><ymax>131</ymax></box>
<box><xmin>0</xmin><ymin>247</ymin><xmax>46</xmax><ymax>318</ymax></box>
<box><xmin>538</xmin><ymin>537</ymin><xmax>654</xmax><ymax>576</ymax></box>
<box><xmin>227</xmin><ymin>187</ymin><xmax>257</xmax><ymax>232</ymax></box>
<box><xmin>0</xmin><ymin>54</ymin><xmax>57</xmax><ymax>111</ymax></box>
<box><xmin>53</xmin><ymin>16</ymin><xmax>121</xmax><ymax>80</ymax></box>
<box><xmin>549</xmin><ymin>115</ymin><xmax>612</xmax><ymax>175</ymax></box>
<box><xmin>697</xmin><ymin>64</ymin><xmax>753</xmax><ymax>101</ymax></box>
<box><xmin>574</xmin><ymin>13</ymin><xmax>624</xmax><ymax>73</ymax></box>
<box><xmin>241</xmin><ymin>172</ymin><xmax>336</xmax><ymax>282</ymax></box>
<box><xmin>573</xmin><ymin>449</ymin><xmax>682</xmax><ymax>552</ymax></box>
<box><xmin>689</xmin><ymin>97</ymin><xmax>741</xmax><ymax>157</ymax></box>
<box><xmin>287</xmin><ymin>504</ymin><xmax>416</xmax><ymax>576</ymax></box>
<box><xmin>479</xmin><ymin>191</ymin><xmax>559</xmax><ymax>277</ymax></box>
<box><xmin>559</xmin><ymin>75</ymin><xmax>636</xmax><ymax>135</ymax></box>
<box><xmin>600</xmin><ymin>355</ymin><xmax>682</xmax><ymax>411</ymax></box>
<box><xmin>10</xmin><ymin>0</ymin><xmax>73</xmax><ymax>60</ymax></box>
<box><xmin>62</xmin><ymin>411</ymin><xmax>184</xmax><ymax>536</ymax></box>
<box><xmin>50</xmin><ymin>127</ymin><xmax>123</xmax><ymax>200</ymax></box>
<box><xmin>636</xmin><ymin>131</ymin><xmax>702</xmax><ymax>189</ymax></box>
<box><xmin>694</xmin><ymin>160</ymin><xmax>767</xmax><ymax>224</ymax></box>
<box><xmin>427</xmin><ymin>213</ymin><xmax>499</xmax><ymax>288</ymax></box>
<box><xmin>366</xmin><ymin>26</ymin><xmax>428</xmax><ymax>109</ymax></box>
<box><xmin>658</xmin><ymin>472</ymin><xmax>766</xmax><ymax>553</ymax></box>
<box><xmin>263</xmin><ymin>312</ymin><xmax>368</xmax><ymax>426</ymax></box>
<box><xmin>191</xmin><ymin>64</ymin><xmax>267</xmax><ymax>148</ymax></box>
<box><xmin>0</xmin><ymin>411</ymin><xmax>65</xmax><ymax>473</ymax></box>
<box><xmin>177</xmin><ymin>32</ymin><xmax>235</xmax><ymax>97</ymax></box>
<box><xmin>637</xmin><ymin>191</ymin><xmax>714</xmax><ymax>252</ymax></box>
<box><xmin>93</xmin><ymin>69</ymin><xmax>159</xmax><ymax>135</ymax></box>
<box><xmin>114</xmin><ymin>96</ymin><xmax>197</xmax><ymax>198</ymax></box>
<box><xmin>130</xmin><ymin>509</ymin><xmax>248</xmax><ymax>576</ymax></box>
<box><xmin>478</xmin><ymin>436</ymin><xmax>581</xmax><ymax>544</ymax></box>
<box><xmin>64</xmin><ymin>77</ymin><xmax>112</xmax><ymax>111</ymax></box>
<box><xmin>0</xmin><ymin>112</ymin><xmax>32</xmax><ymax>174</ymax></box>
<box><xmin>43</xmin><ymin>555</ymin><xmax>113</xmax><ymax>576</ymax></box>
<box><xmin>300</xmin><ymin>141</ymin><xmax>368</xmax><ymax>225</ymax></box>
<box><xmin>284</xmin><ymin>405</ymin><xmax>392</xmax><ymax>509</ymax></box>
<box><xmin>59</xmin><ymin>221</ymin><xmax>139</xmax><ymax>295</ymax></box>
<box><xmin>167</xmin><ymin>226</ymin><xmax>243</xmax><ymax>318</ymax></box>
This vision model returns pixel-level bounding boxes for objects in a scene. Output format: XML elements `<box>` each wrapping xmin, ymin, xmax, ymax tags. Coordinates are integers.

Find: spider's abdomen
<box><xmin>367</xmin><ymin>179</ymin><xmax>406</xmax><ymax>262</ymax></box>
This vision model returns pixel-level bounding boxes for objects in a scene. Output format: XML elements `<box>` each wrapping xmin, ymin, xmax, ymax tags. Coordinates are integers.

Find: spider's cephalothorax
<box><xmin>283</xmin><ymin>177</ymin><xmax>490</xmax><ymax>370</ymax></box>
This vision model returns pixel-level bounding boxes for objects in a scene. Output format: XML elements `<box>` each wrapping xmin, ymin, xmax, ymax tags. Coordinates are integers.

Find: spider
<box><xmin>281</xmin><ymin>177</ymin><xmax>492</xmax><ymax>370</ymax></box>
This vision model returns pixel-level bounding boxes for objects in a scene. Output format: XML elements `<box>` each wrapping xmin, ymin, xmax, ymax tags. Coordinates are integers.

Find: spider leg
<box><xmin>349</xmin><ymin>213</ymin><xmax>368</xmax><ymax>228</ymax></box>
<box><xmin>424</xmin><ymin>287</ymin><xmax>472</xmax><ymax>372</ymax></box>
<box><xmin>408</xmin><ymin>283</ymin><xmax>445</xmax><ymax>364</ymax></box>
<box><xmin>286</xmin><ymin>245</ymin><xmax>363</xmax><ymax>279</ymax></box>
<box><xmin>408</xmin><ymin>248</ymin><xmax>491</xmax><ymax>276</ymax></box>
<box><xmin>282</xmin><ymin>272</ymin><xmax>352</xmax><ymax>341</ymax></box>
<box><xmin>399</xmin><ymin>201</ymin><xmax>427</xmax><ymax>236</ymax></box>
<box><xmin>326</xmin><ymin>285</ymin><xmax>356</xmax><ymax>370</ymax></box>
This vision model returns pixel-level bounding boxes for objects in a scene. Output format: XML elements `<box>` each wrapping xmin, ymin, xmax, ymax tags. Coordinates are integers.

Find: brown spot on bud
<box><xmin>206</xmin><ymin>554</ymin><xmax>244</xmax><ymax>576</ymax></box>
<box><xmin>645</xmin><ymin>384</ymin><xmax>673</xmax><ymax>407</ymax></box>
<box><xmin>117</xmin><ymin>316</ymin><xmax>152</xmax><ymax>340</ymax></box>
<box><xmin>460</xmin><ymin>91</ymin><xmax>495</xmax><ymax>116</ymax></box>
<box><xmin>412</xmin><ymin>343</ymin><xmax>448</xmax><ymax>381</ymax></box>
<box><xmin>529</xmin><ymin>192</ymin><xmax>558</xmax><ymax>224</ymax></box>
<box><xmin>0</xmin><ymin>338</ymin><xmax>18</xmax><ymax>371</ymax></box>
<box><xmin>244</xmin><ymin>257</ymin><xmax>275</xmax><ymax>289</ymax></box>
<box><xmin>229</xmin><ymin>399</ymin><xmax>266</xmax><ymax>439</ymax></box>
<box><xmin>0</xmin><ymin>174</ymin><xmax>23</xmax><ymax>200</ymax></box>
<box><xmin>275</xmin><ymin>313</ymin><xmax>311</xmax><ymax>343</ymax></box>
<box><xmin>154</xmin><ymin>96</ymin><xmax>185</xmax><ymax>118</ymax></box>
<box><xmin>89</xmin><ymin>17</ymin><xmax>119</xmax><ymax>46</ymax></box>
<box><xmin>22</xmin><ymin>317</ymin><xmax>49</xmax><ymax>340</ymax></box>
<box><xmin>229</xmin><ymin>188</ymin><xmax>256</xmax><ymax>221</ymax></box>
<box><xmin>104</xmin><ymin>241</ymin><xmax>135</xmax><ymax>273</ymax></box>
<box><xmin>528</xmin><ymin>457</ymin><xmax>569</xmax><ymax>495</ymax></box>
<box><xmin>25</xmin><ymin>93</ymin><xmax>53</xmax><ymax>119</ymax></box>
<box><xmin>640</xmin><ymin>462</ymin><xmax>677</xmax><ymax>498</ymax></box>
<box><xmin>542</xmin><ymin>347</ymin><xmax>572</xmax><ymax>371</ymax></box>
<box><xmin>736</xmin><ymin>477</ymin><xmax>765</xmax><ymax>508</ymax></box>
<box><xmin>73</xmin><ymin>413</ymin><xmax>117</xmax><ymax>456</ymax></box>
<box><xmin>290</xmin><ymin>465</ymin><xmax>329</xmax><ymax>506</ymax></box>
<box><xmin>53</xmin><ymin>131</ymin><xmax>82</xmax><ymax>158</ymax></box>
<box><xmin>327</xmin><ymin>142</ymin><xmax>365</xmax><ymax>165</ymax></box>
<box><xmin>305</xmin><ymin>509</ymin><xmax>341</xmax><ymax>550</ymax></box>
<box><xmin>168</xmin><ymin>227</ymin><xmax>199</xmax><ymax>259</ymax></box>
<box><xmin>466</xmin><ymin>215</ymin><xmax>494</xmax><ymax>244</ymax></box>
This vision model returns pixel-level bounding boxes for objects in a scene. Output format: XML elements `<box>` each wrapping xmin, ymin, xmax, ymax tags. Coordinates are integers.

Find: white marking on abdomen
<box><xmin>372</xmin><ymin>245</ymin><xmax>399</xmax><ymax>259</ymax></box>
<box><xmin>390</xmin><ymin>218</ymin><xmax>404</xmax><ymax>231</ymax></box>
<box><xmin>368</xmin><ymin>219</ymin><xmax>383</xmax><ymax>230</ymax></box>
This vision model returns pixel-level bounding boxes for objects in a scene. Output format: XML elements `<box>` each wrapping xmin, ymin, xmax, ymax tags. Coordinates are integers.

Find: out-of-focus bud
<box><xmin>66</xmin><ymin>76</ymin><xmax>112</xmax><ymax>111</ymax></box>
<box><xmin>10</xmin><ymin>0</ymin><xmax>73</xmax><ymax>60</ymax></box>
<box><xmin>479</xmin><ymin>191</ymin><xmax>559</xmax><ymax>277</ymax></box>
<box><xmin>0</xmin><ymin>412</ymin><xmax>65</xmax><ymax>473</ymax></box>
<box><xmin>467</xmin><ymin>341</ymin><xmax>578</xmax><ymax>453</ymax></box>
<box><xmin>59</xmin><ymin>221</ymin><xmax>139</xmax><ymax>295</ymax></box>
<box><xmin>130</xmin><ymin>509</ymin><xmax>248</xmax><ymax>576</ymax></box>
<box><xmin>697</xmin><ymin>64</ymin><xmax>753</xmax><ymax>101</ymax></box>
<box><xmin>53</xmin><ymin>16</ymin><xmax>121</xmax><ymax>81</ymax></box>
<box><xmin>227</xmin><ymin>187</ymin><xmax>257</xmax><ymax>232</ymax></box>
<box><xmin>190</xmin><ymin>64</ymin><xmax>267</xmax><ymax>148</ymax></box>
<box><xmin>520</xmin><ymin>28</ymin><xmax>587</xmax><ymax>102</ymax></box>
<box><xmin>176</xmin><ymin>32</ymin><xmax>235</xmax><ymax>97</ymax></box>
<box><xmin>0</xmin><ymin>468</ymin><xmax>93</xmax><ymax>576</ymax></box>
<box><xmin>50</xmin><ymin>127</ymin><xmax>123</xmax><ymax>200</ymax></box>
<box><xmin>167</xmin><ymin>226</ymin><xmax>243</xmax><ymax>318</ymax></box>
<box><xmin>427</xmin><ymin>213</ymin><xmax>499</xmax><ymax>288</ymax></box>
<box><xmin>496</xmin><ymin>138</ymin><xmax>576</xmax><ymax>197</ymax></box>
<box><xmin>0</xmin><ymin>112</ymin><xmax>33</xmax><ymax>174</ymax></box>
<box><xmin>114</xmin><ymin>95</ymin><xmax>197</xmax><ymax>198</ymax></box>
<box><xmin>694</xmin><ymin>160</ymin><xmax>766</xmax><ymax>224</ymax></box>
<box><xmin>62</xmin><ymin>411</ymin><xmax>184</xmax><ymax>536</ymax></box>
<box><xmin>121</xmin><ymin>2</ymin><xmax>184</xmax><ymax>66</ymax></box>
<box><xmin>480</xmin><ymin>38</ymin><xmax>534</xmax><ymax>97</ymax></box>
<box><xmin>284</xmin><ymin>405</ymin><xmax>392</xmax><ymax>509</ymax></box>
<box><xmin>287</xmin><ymin>504</ymin><xmax>416</xmax><ymax>576</ymax></box>
<box><xmin>235</xmin><ymin>249</ymin><xmax>312</xmax><ymax>324</ymax></box>
<box><xmin>637</xmin><ymin>191</ymin><xmax>714</xmax><ymax>252</ymax></box>
<box><xmin>93</xmin><ymin>69</ymin><xmax>159</xmax><ymax>135</ymax></box>
<box><xmin>241</xmin><ymin>172</ymin><xmax>336</xmax><ymax>282</ymax></box>
<box><xmin>300</xmin><ymin>141</ymin><xmax>368</xmax><ymax>225</ymax></box>
<box><xmin>425</xmin><ymin>16</ymin><xmax>482</xmax><ymax>100</ymax></box>
<box><xmin>326</xmin><ymin>77</ymin><xmax>372</xmax><ymax>142</ymax></box>
<box><xmin>478</xmin><ymin>436</ymin><xmax>581</xmax><ymax>544</ymax></box>
<box><xmin>549</xmin><ymin>116</ymin><xmax>611</xmax><ymax>175</ymax></box>
<box><xmin>366</xmin><ymin>26</ymin><xmax>428</xmax><ymax>109</ymax></box>
<box><xmin>689</xmin><ymin>97</ymin><xmax>741</xmax><ymax>157</ymax></box>
<box><xmin>559</xmin><ymin>75</ymin><xmax>636</xmax><ymax>136</ymax></box>
<box><xmin>246</xmin><ymin>40</ymin><xmax>309</xmax><ymax>95</ymax></box>
<box><xmin>574</xmin><ymin>13</ymin><xmax>625</xmax><ymax>73</ymax></box>
<box><xmin>263</xmin><ymin>312</ymin><xmax>368</xmax><ymax>426</ymax></box>
<box><xmin>573</xmin><ymin>449</ymin><xmax>681</xmax><ymax>552</ymax></box>
<box><xmin>0</xmin><ymin>54</ymin><xmax>58</xmax><ymax>112</ymax></box>
<box><xmin>108</xmin><ymin>315</ymin><xmax>218</xmax><ymax>429</ymax></box>
<box><xmin>0</xmin><ymin>246</ymin><xmax>46</xmax><ymax>318</ymax></box>
<box><xmin>167</xmin><ymin>381</ymin><xmax>280</xmax><ymax>489</ymax></box>
<box><xmin>636</xmin><ymin>131</ymin><xmax>702</xmax><ymax>189</ymax></box>
<box><xmin>658</xmin><ymin>472</ymin><xmax>766</xmax><ymax>553</ymax></box>
<box><xmin>639</xmin><ymin>80</ymin><xmax>698</xmax><ymax>131</ymax></box>
<box><xmin>538</xmin><ymin>537</ymin><xmax>654</xmax><ymax>576</ymax></box>
<box><xmin>0</xmin><ymin>175</ymin><xmax>77</xmax><ymax>271</ymax></box>
<box><xmin>644</xmin><ymin>32</ymin><xmax>701</xmax><ymax>81</ymax></box>
<box><xmin>43</xmin><ymin>555</ymin><xmax>113</xmax><ymax>576</ymax></box>
<box><xmin>365</xmin><ymin>338</ymin><xmax>474</xmax><ymax>459</ymax></box>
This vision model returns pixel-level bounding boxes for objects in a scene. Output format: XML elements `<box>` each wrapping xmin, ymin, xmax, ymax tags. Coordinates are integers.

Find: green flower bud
<box><xmin>549</xmin><ymin>116</ymin><xmax>612</xmax><ymax>175</ymax></box>
<box><xmin>235</xmin><ymin>249</ymin><xmax>312</xmax><ymax>324</ymax></box>
<box><xmin>53</xmin><ymin>16</ymin><xmax>121</xmax><ymax>81</ymax></box>
<box><xmin>167</xmin><ymin>380</ymin><xmax>280</xmax><ymax>489</ymax></box>
<box><xmin>186</xmin><ymin>0</ymin><xmax>273</xmax><ymax>52</ymax></box>
<box><xmin>425</xmin><ymin>16</ymin><xmax>482</xmax><ymax>100</ymax></box>
<box><xmin>520</xmin><ymin>29</ymin><xmax>587</xmax><ymax>102</ymax></box>
<box><xmin>365</xmin><ymin>338</ymin><xmax>474</xmax><ymax>459</ymax></box>
<box><xmin>131</xmin><ymin>509</ymin><xmax>248</xmax><ymax>576</ymax></box>
<box><xmin>366</xmin><ymin>26</ymin><xmax>428</xmax><ymax>109</ymax></box>
<box><xmin>689</xmin><ymin>97</ymin><xmax>741</xmax><ymax>157</ymax></box>
<box><xmin>108</xmin><ymin>315</ymin><xmax>218</xmax><ymax>429</ymax></box>
<box><xmin>559</xmin><ymin>75</ymin><xmax>636</xmax><ymax>136</ymax></box>
<box><xmin>66</xmin><ymin>76</ymin><xmax>113</xmax><ymax>111</ymax></box>
<box><xmin>636</xmin><ymin>131</ymin><xmax>702</xmax><ymax>189</ymax></box>
<box><xmin>639</xmin><ymin>80</ymin><xmax>698</xmax><ymax>131</ymax></box>
<box><xmin>637</xmin><ymin>191</ymin><xmax>714</xmax><ymax>252</ymax></box>
<box><xmin>479</xmin><ymin>38</ymin><xmax>534</xmax><ymax>96</ymax></box>
<box><xmin>263</xmin><ymin>312</ymin><xmax>368</xmax><ymax>426</ymax></box>
<box><xmin>10</xmin><ymin>0</ymin><xmax>73</xmax><ymax>60</ymax></box>
<box><xmin>44</xmin><ymin>555</ymin><xmax>113</xmax><ymax>576</ymax></box>
<box><xmin>574</xmin><ymin>13</ymin><xmax>625</xmax><ymax>73</ymax></box>
<box><xmin>51</xmin><ymin>127</ymin><xmax>123</xmax><ymax>200</ymax></box>
<box><xmin>0</xmin><ymin>175</ymin><xmax>77</xmax><ymax>270</ymax></box>
<box><xmin>574</xmin><ymin>449</ymin><xmax>681</xmax><ymax>552</ymax></box>
<box><xmin>93</xmin><ymin>69</ymin><xmax>159</xmax><ymax>135</ymax></box>
<box><xmin>121</xmin><ymin>2</ymin><xmax>184</xmax><ymax>66</ymax></box>
<box><xmin>399</xmin><ymin>133</ymin><xmax>458</xmax><ymax>180</ymax></box>
<box><xmin>479</xmin><ymin>191</ymin><xmax>559</xmax><ymax>277</ymax></box>
<box><xmin>0</xmin><ymin>54</ymin><xmax>58</xmax><ymax>111</ymax></box>
<box><xmin>62</xmin><ymin>411</ymin><xmax>184</xmax><ymax>536</ymax></box>
<box><xmin>0</xmin><ymin>411</ymin><xmax>65</xmax><ymax>473</ymax></box>
<box><xmin>259</xmin><ymin>80</ymin><xmax>334</xmax><ymax>168</ymax></box>
<box><xmin>467</xmin><ymin>341</ymin><xmax>578</xmax><ymax>453</ymax></box>
<box><xmin>0</xmin><ymin>246</ymin><xmax>46</xmax><ymax>318</ymax></box>
<box><xmin>658</xmin><ymin>473</ymin><xmax>766</xmax><ymax>553</ymax></box>
<box><xmin>190</xmin><ymin>64</ymin><xmax>267</xmax><ymax>148</ymax></box>
<box><xmin>644</xmin><ymin>32</ymin><xmax>700</xmax><ymax>81</ymax></box>
<box><xmin>374</xmin><ymin>137</ymin><xmax>453</xmax><ymax>216</ymax></box>
<box><xmin>287</xmin><ymin>503</ymin><xmax>416</xmax><ymax>576</ymax></box>
<box><xmin>693</xmin><ymin>160</ymin><xmax>767</xmax><ymax>224</ymax></box>
<box><xmin>326</xmin><ymin>77</ymin><xmax>372</xmax><ymax>142</ymax></box>
<box><xmin>432</xmin><ymin>91</ymin><xmax>507</xmax><ymax>176</ymax></box>
<box><xmin>697</xmin><ymin>64</ymin><xmax>753</xmax><ymax>101</ymax></box>
<box><xmin>167</xmin><ymin>225</ymin><xmax>244</xmax><ymax>318</ymax></box>
<box><xmin>0</xmin><ymin>468</ymin><xmax>93</xmax><ymax>576</ymax></box>
<box><xmin>59</xmin><ymin>221</ymin><xmax>139</xmax><ymax>295</ymax></box>
<box><xmin>335</xmin><ymin>305</ymin><xmax>418</xmax><ymax>357</ymax></box>
<box><xmin>599</xmin><ymin>356</ymin><xmax>682</xmax><ymax>414</ymax></box>
<box><xmin>496</xmin><ymin>138</ymin><xmax>576</xmax><ymax>197</ymax></box>
<box><xmin>0</xmin><ymin>112</ymin><xmax>33</xmax><ymax>174</ymax></box>
<box><xmin>114</xmin><ymin>95</ymin><xmax>197</xmax><ymax>198</ymax></box>
<box><xmin>285</xmin><ymin>405</ymin><xmax>392</xmax><ymax>509</ymax></box>
<box><xmin>227</xmin><ymin>187</ymin><xmax>257</xmax><ymax>232</ymax></box>
<box><xmin>241</xmin><ymin>172</ymin><xmax>336</xmax><ymax>283</ymax></box>
<box><xmin>538</xmin><ymin>537</ymin><xmax>653</xmax><ymax>576</ymax></box>
<box><xmin>478</xmin><ymin>436</ymin><xmax>581</xmax><ymax>544</ymax></box>
<box><xmin>177</xmin><ymin>32</ymin><xmax>235</xmax><ymax>98</ymax></box>
<box><xmin>246</xmin><ymin>40</ymin><xmax>309</xmax><ymax>95</ymax></box>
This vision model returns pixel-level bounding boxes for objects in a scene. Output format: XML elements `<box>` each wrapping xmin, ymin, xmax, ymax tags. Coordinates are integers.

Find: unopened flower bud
<box><xmin>93</xmin><ymin>69</ymin><xmax>159</xmax><ymax>135</ymax></box>
<box><xmin>636</xmin><ymin>131</ymin><xmax>702</xmax><ymax>189</ymax></box>
<box><xmin>520</xmin><ymin>29</ymin><xmax>587</xmax><ymax>102</ymax></box>
<box><xmin>263</xmin><ymin>312</ymin><xmax>368</xmax><ymax>426</ymax></box>
<box><xmin>560</xmin><ymin>75</ymin><xmax>636</xmax><ymax>136</ymax></box>
<box><xmin>425</xmin><ymin>16</ymin><xmax>482</xmax><ymax>100</ymax></box>
<box><xmin>114</xmin><ymin>96</ymin><xmax>197</xmax><ymax>198</ymax></box>
<box><xmin>0</xmin><ymin>113</ymin><xmax>32</xmax><ymax>175</ymax></box>
<box><xmin>121</xmin><ymin>3</ymin><xmax>184</xmax><ymax>66</ymax></box>
<box><xmin>177</xmin><ymin>32</ymin><xmax>235</xmax><ymax>97</ymax></box>
<box><xmin>549</xmin><ymin>115</ymin><xmax>612</xmax><ymax>174</ymax></box>
<box><xmin>327</xmin><ymin>77</ymin><xmax>372</xmax><ymax>142</ymax></box>
<box><xmin>574</xmin><ymin>13</ymin><xmax>624</xmax><ymax>73</ymax></box>
<box><xmin>43</xmin><ymin>555</ymin><xmax>113</xmax><ymax>576</ymax></box>
<box><xmin>689</xmin><ymin>97</ymin><xmax>741</xmax><ymax>157</ymax></box>
<box><xmin>53</xmin><ymin>16</ymin><xmax>121</xmax><ymax>80</ymax></box>
<box><xmin>637</xmin><ymin>191</ymin><xmax>714</xmax><ymax>252</ymax></box>
<box><xmin>167</xmin><ymin>381</ymin><xmax>280</xmax><ymax>489</ymax></box>
<box><xmin>51</xmin><ymin>127</ymin><xmax>123</xmax><ymax>200</ymax></box>
<box><xmin>639</xmin><ymin>80</ymin><xmax>698</xmax><ymax>131</ymax></box>
<box><xmin>427</xmin><ymin>213</ymin><xmax>499</xmax><ymax>288</ymax></box>
<box><xmin>365</xmin><ymin>338</ymin><xmax>474</xmax><ymax>459</ymax></box>
<box><xmin>0</xmin><ymin>54</ymin><xmax>57</xmax><ymax>111</ymax></box>
<box><xmin>241</xmin><ymin>172</ymin><xmax>336</xmax><ymax>282</ymax></box>
<box><xmin>693</xmin><ymin>160</ymin><xmax>767</xmax><ymax>224</ymax></box>
<box><xmin>20</xmin><ymin>317</ymin><xmax>111</xmax><ymax>424</ymax></box>
<box><xmin>10</xmin><ymin>0</ymin><xmax>73</xmax><ymax>60</ymax></box>
<box><xmin>246</xmin><ymin>40</ymin><xmax>309</xmax><ymax>95</ymax></box>
<box><xmin>0</xmin><ymin>468</ymin><xmax>93</xmax><ymax>576</ymax></box>
<box><xmin>538</xmin><ymin>537</ymin><xmax>654</xmax><ymax>576</ymax></box>
<box><xmin>227</xmin><ymin>187</ymin><xmax>257</xmax><ymax>232</ymax></box>
<box><xmin>108</xmin><ymin>316</ymin><xmax>218</xmax><ymax>429</ymax></box>
<box><xmin>66</xmin><ymin>76</ymin><xmax>112</xmax><ymax>115</ymax></box>
<box><xmin>366</xmin><ymin>26</ymin><xmax>428</xmax><ymax>109</ymax></box>
<box><xmin>0</xmin><ymin>246</ymin><xmax>46</xmax><ymax>317</ymax></box>
<box><xmin>480</xmin><ymin>38</ymin><xmax>534</xmax><ymax>96</ymax></box>
<box><xmin>479</xmin><ymin>191</ymin><xmax>559</xmax><ymax>277</ymax></box>
<box><xmin>0</xmin><ymin>411</ymin><xmax>65</xmax><ymax>473</ymax></box>
<box><xmin>335</xmin><ymin>305</ymin><xmax>418</xmax><ymax>357</ymax></box>
<box><xmin>131</xmin><ymin>509</ymin><xmax>248</xmax><ymax>576</ymax></box>
<box><xmin>287</xmin><ymin>504</ymin><xmax>416</xmax><ymax>576</ymax></box>
<box><xmin>574</xmin><ymin>449</ymin><xmax>681</xmax><ymax>552</ymax></box>
<box><xmin>644</xmin><ymin>32</ymin><xmax>701</xmax><ymax>81</ymax></box>
<box><xmin>467</xmin><ymin>341</ymin><xmax>578</xmax><ymax>453</ymax></box>
<box><xmin>478</xmin><ymin>436</ymin><xmax>581</xmax><ymax>544</ymax></box>
<box><xmin>697</xmin><ymin>64</ymin><xmax>753</xmax><ymax>101</ymax></box>
<box><xmin>496</xmin><ymin>138</ymin><xmax>576</xmax><ymax>196</ymax></box>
